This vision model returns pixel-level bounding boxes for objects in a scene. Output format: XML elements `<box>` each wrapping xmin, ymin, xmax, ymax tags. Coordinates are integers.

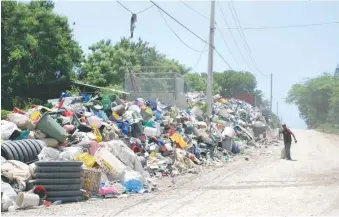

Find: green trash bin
<box><xmin>35</xmin><ymin>113</ymin><xmax>68</xmax><ymax>143</ymax></box>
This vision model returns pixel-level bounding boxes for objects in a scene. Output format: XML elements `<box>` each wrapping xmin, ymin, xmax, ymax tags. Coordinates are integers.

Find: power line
<box><xmin>116</xmin><ymin>1</ymin><xmax>154</xmax><ymax>14</ymax></box>
<box><xmin>180</xmin><ymin>1</ymin><xmax>238</xmax><ymax>68</ymax></box>
<box><xmin>179</xmin><ymin>0</ymin><xmax>210</xmax><ymax>21</ymax></box>
<box><xmin>193</xmin><ymin>44</ymin><xmax>207</xmax><ymax>71</ymax></box>
<box><xmin>179</xmin><ymin>1</ymin><xmax>238</xmax><ymax>69</ymax></box>
<box><xmin>216</xmin><ymin>1</ymin><xmax>253</xmax><ymax>73</ymax></box>
<box><xmin>150</xmin><ymin>1</ymin><xmax>232</xmax><ymax>69</ymax></box>
<box><xmin>150</xmin><ymin>1</ymin><xmax>208</xmax><ymax>44</ymax></box>
<box><xmin>220</xmin><ymin>21</ymin><xmax>339</xmax><ymax>30</ymax></box>
<box><xmin>157</xmin><ymin>8</ymin><xmax>206</xmax><ymax>52</ymax></box>
<box><xmin>228</xmin><ymin>1</ymin><xmax>267</xmax><ymax>77</ymax></box>
<box><xmin>216</xmin><ymin>28</ymin><xmax>240</xmax><ymax>68</ymax></box>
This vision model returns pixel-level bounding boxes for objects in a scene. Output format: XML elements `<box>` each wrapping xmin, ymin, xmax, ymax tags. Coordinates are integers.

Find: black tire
<box><xmin>40</xmin><ymin>184</ymin><xmax>82</xmax><ymax>191</ymax></box>
<box><xmin>35</xmin><ymin>178</ymin><xmax>82</xmax><ymax>185</ymax></box>
<box><xmin>36</xmin><ymin>166</ymin><xmax>83</xmax><ymax>173</ymax></box>
<box><xmin>1</xmin><ymin>145</ymin><xmax>14</xmax><ymax>160</ymax></box>
<box><xmin>35</xmin><ymin>172</ymin><xmax>83</xmax><ymax>179</ymax></box>
<box><xmin>3</xmin><ymin>143</ymin><xmax>20</xmax><ymax>161</ymax></box>
<box><xmin>13</xmin><ymin>140</ymin><xmax>30</xmax><ymax>163</ymax></box>
<box><xmin>47</xmin><ymin>190</ymin><xmax>83</xmax><ymax>197</ymax></box>
<box><xmin>8</xmin><ymin>141</ymin><xmax>26</xmax><ymax>163</ymax></box>
<box><xmin>45</xmin><ymin>196</ymin><xmax>84</xmax><ymax>203</ymax></box>
<box><xmin>17</xmin><ymin>140</ymin><xmax>34</xmax><ymax>163</ymax></box>
<box><xmin>35</xmin><ymin>161</ymin><xmax>83</xmax><ymax>167</ymax></box>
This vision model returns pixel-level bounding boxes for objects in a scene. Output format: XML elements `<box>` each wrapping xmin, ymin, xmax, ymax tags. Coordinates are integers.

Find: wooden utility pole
<box><xmin>206</xmin><ymin>0</ymin><xmax>216</xmax><ymax>119</ymax></box>
<box><xmin>270</xmin><ymin>73</ymin><xmax>273</xmax><ymax>112</ymax></box>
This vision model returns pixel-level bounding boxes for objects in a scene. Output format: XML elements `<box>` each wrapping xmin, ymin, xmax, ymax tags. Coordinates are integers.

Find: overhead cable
<box><xmin>158</xmin><ymin>8</ymin><xmax>206</xmax><ymax>52</ymax></box>
<box><xmin>179</xmin><ymin>1</ymin><xmax>238</xmax><ymax>68</ymax></box>
<box><xmin>116</xmin><ymin>1</ymin><xmax>154</xmax><ymax>14</ymax></box>
<box><xmin>179</xmin><ymin>0</ymin><xmax>210</xmax><ymax>21</ymax></box>
<box><xmin>228</xmin><ymin>1</ymin><xmax>267</xmax><ymax>77</ymax></box>
<box><xmin>217</xmin><ymin>1</ymin><xmax>253</xmax><ymax>72</ymax></box>
<box><xmin>220</xmin><ymin>21</ymin><xmax>339</xmax><ymax>30</ymax></box>
<box><xmin>150</xmin><ymin>1</ymin><xmax>208</xmax><ymax>44</ymax></box>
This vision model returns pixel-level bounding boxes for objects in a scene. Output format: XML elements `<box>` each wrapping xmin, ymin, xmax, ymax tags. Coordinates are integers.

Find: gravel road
<box><xmin>4</xmin><ymin>130</ymin><xmax>339</xmax><ymax>216</ymax></box>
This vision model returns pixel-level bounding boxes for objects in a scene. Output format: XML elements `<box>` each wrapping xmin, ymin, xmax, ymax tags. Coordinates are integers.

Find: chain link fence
<box><xmin>124</xmin><ymin>72</ymin><xmax>187</xmax><ymax>108</ymax></box>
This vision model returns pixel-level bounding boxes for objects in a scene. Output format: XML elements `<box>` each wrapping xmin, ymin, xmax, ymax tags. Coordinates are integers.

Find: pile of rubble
<box><xmin>1</xmin><ymin>91</ymin><xmax>278</xmax><ymax>212</ymax></box>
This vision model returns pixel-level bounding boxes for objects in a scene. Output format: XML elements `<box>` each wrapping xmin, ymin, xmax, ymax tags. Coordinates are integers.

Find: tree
<box><xmin>79</xmin><ymin>38</ymin><xmax>189</xmax><ymax>87</ymax></box>
<box><xmin>1</xmin><ymin>0</ymin><xmax>83</xmax><ymax>109</ymax></box>
<box><xmin>213</xmin><ymin>70</ymin><xmax>257</xmax><ymax>97</ymax></box>
<box><xmin>286</xmin><ymin>72</ymin><xmax>339</xmax><ymax>128</ymax></box>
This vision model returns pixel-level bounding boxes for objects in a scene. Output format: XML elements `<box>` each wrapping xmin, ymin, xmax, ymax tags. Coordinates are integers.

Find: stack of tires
<box><xmin>1</xmin><ymin>140</ymin><xmax>46</xmax><ymax>164</ymax></box>
<box><xmin>34</xmin><ymin>161</ymin><xmax>84</xmax><ymax>203</ymax></box>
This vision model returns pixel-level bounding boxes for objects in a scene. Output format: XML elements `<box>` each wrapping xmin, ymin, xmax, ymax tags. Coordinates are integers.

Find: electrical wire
<box><xmin>150</xmin><ymin>1</ymin><xmax>208</xmax><ymax>44</ymax></box>
<box><xmin>228</xmin><ymin>1</ymin><xmax>267</xmax><ymax>77</ymax></box>
<box><xmin>216</xmin><ymin>1</ymin><xmax>253</xmax><ymax>72</ymax></box>
<box><xmin>116</xmin><ymin>1</ymin><xmax>154</xmax><ymax>14</ymax></box>
<box><xmin>179</xmin><ymin>1</ymin><xmax>238</xmax><ymax>68</ymax></box>
<box><xmin>158</xmin><ymin>8</ymin><xmax>206</xmax><ymax>52</ymax></box>
<box><xmin>193</xmin><ymin>43</ymin><xmax>207</xmax><ymax>70</ymax></box>
<box><xmin>179</xmin><ymin>0</ymin><xmax>210</xmax><ymax>21</ymax></box>
<box><xmin>216</xmin><ymin>28</ymin><xmax>240</xmax><ymax>68</ymax></box>
<box><xmin>151</xmin><ymin>1</ymin><xmax>232</xmax><ymax>69</ymax></box>
<box><xmin>220</xmin><ymin>21</ymin><xmax>339</xmax><ymax>30</ymax></box>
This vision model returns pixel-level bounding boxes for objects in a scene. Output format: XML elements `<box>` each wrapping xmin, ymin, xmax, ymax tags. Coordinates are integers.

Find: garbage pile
<box><xmin>1</xmin><ymin>91</ymin><xmax>277</xmax><ymax>212</ymax></box>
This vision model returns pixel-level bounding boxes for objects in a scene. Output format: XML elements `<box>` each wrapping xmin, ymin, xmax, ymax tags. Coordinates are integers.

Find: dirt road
<box><xmin>5</xmin><ymin>130</ymin><xmax>339</xmax><ymax>216</ymax></box>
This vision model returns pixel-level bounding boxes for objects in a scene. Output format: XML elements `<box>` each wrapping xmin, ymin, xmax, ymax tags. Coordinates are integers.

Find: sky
<box><xmin>53</xmin><ymin>0</ymin><xmax>339</xmax><ymax>129</ymax></box>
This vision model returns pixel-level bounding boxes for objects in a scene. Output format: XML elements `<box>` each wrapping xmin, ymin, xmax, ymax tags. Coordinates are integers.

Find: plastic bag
<box><xmin>1</xmin><ymin>182</ymin><xmax>17</xmax><ymax>202</ymax></box>
<box><xmin>120</xmin><ymin>169</ymin><xmax>144</xmax><ymax>193</ymax></box>
<box><xmin>281</xmin><ymin>147</ymin><xmax>286</xmax><ymax>159</ymax></box>
<box><xmin>38</xmin><ymin>147</ymin><xmax>60</xmax><ymax>161</ymax></box>
<box><xmin>75</xmin><ymin>153</ymin><xmax>96</xmax><ymax>168</ymax></box>
<box><xmin>1</xmin><ymin>120</ymin><xmax>19</xmax><ymax>140</ymax></box>
<box><xmin>59</xmin><ymin>147</ymin><xmax>82</xmax><ymax>161</ymax></box>
<box><xmin>7</xmin><ymin>113</ymin><xmax>34</xmax><ymax>130</ymax></box>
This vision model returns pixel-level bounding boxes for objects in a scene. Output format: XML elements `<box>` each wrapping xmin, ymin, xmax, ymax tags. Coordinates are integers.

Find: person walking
<box><xmin>281</xmin><ymin>124</ymin><xmax>297</xmax><ymax>160</ymax></box>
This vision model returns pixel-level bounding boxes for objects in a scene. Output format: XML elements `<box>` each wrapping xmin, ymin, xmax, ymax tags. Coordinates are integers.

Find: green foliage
<box><xmin>65</xmin><ymin>85</ymin><xmax>81</xmax><ymax>96</ymax></box>
<box><xmin>79</xmin><ymin>38</ymin><xmax>189</xmax><ymax>87</ymax></box>
<box><xmin>184</xmin><ymin>73</ymin><xmax>207</xmax><ymax>92</ymax></box>
<box><xmin>1</xmin><ymin>0</ymin><xmax>83</xmax><ymax>109</ymax></box>
<box><xmin>214</xmin><ymin>71</ymin><xmax>257</xmax><ymax>97</ymax></box>
<box><xmin>12</xmin><ymin>97</ymin><xmax>42</xmax><ymax>110</ymax></box>
<box><xmin>286</xmin><ymin>72</ymin><xmax>339</xmax><ymax>128</ymax></box>
<box><xmin>1</xmin><ymin>110</ymin><xmax>12</xmax><ymax>120</ymax></box>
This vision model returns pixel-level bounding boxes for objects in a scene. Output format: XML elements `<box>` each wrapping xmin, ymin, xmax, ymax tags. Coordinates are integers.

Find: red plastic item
<box><xmin>13</xmin><ymin>107</ymin><xmax>26</xmax><ymax>115</ymax></box>
<box><xmin>57</xmin><ymin>99</ymin><xmax>65</xmax><ymax>108</ymax></box>
<box><xmin>63</xmin><ymin>110</ymin><xmax>74</xmax><ymax>117</ymax></box>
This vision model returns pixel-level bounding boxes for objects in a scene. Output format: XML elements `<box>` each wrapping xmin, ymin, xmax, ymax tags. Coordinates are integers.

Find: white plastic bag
<box><xmin>1</xmin><ymin>120</ymin><xmax>19</xmax><ymax>140</ymax></box>
<box><xmin>59</xmin><ymin>147</ymin><xmax>83</xmax><ymax>160</ymax></box>
<box><xmin>38</xmin><ymin>147</ymin><xmax>60</xmax><ymax>161</ymax></box>
<box><xmin>7</xmin><ymin>113</ymin><xmax>34</xmax><ymax>130</ymax></box>
<box><xmin>281</xmin><ymin>147</ymin><xmax>286</xmax><ymax>159</ymax></box>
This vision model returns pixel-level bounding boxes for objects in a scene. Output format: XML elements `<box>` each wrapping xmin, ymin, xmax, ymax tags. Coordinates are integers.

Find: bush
<box><xmin>1</xmin><ymin>109</ymin><xmax>12</xmax><ymax>120</ymax></box>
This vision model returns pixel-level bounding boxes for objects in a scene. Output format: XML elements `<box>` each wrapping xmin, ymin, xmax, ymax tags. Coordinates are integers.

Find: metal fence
<box><xmin>124</xmin><ymin>72</ymin><xmax>187</xmax><ymax>108</ymax></box>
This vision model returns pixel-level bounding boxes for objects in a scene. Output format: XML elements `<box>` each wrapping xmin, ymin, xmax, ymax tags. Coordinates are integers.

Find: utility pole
<box><xmin>206</xmin><ymin>0</ymin><xmax>215</xmax><ymax>120</ymax></box>
<box><xmin>276</xmin><ymin>101</ymin><xmax>279</xmax><ymax>116</ymax></box>
<box><xmin>270</xmin><ymin>73</ymin><xmax>273</xmax><ymax>112</ymax></box>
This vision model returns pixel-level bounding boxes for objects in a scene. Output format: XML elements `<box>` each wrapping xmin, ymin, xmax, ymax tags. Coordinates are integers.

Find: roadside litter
<box><xmin>1</xmin><ymin>91</ymin><xmax>278</xmax><ymax>212</ymax></box>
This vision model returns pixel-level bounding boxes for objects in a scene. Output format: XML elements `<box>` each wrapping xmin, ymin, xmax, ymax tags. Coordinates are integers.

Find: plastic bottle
<box><xmin>52</xmin><ymin>200</ymin><xmax>62</xmax><ymax>205</ymax></box>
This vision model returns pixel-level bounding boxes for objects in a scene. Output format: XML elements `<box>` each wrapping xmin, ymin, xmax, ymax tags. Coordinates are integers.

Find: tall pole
<box><xmin>206</xmin><ymin>0</ymin><xmax>216</xmax><ymax>119</ymax></box>
<box><xmin>276</xmin><ymin>101</ymin><xmax>279</xmax><ymax>116</ymax></box>
<box><xmin>270</xmin><ymin>73</ymin><xmax>273</xmax><ymax>112</ymax></box>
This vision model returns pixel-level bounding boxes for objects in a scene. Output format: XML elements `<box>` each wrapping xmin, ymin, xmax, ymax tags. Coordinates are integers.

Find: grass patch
<box><xmin>316</xmin><ymin>123</ymin><xmax>339</xmax><ymax>135</ymax></box>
